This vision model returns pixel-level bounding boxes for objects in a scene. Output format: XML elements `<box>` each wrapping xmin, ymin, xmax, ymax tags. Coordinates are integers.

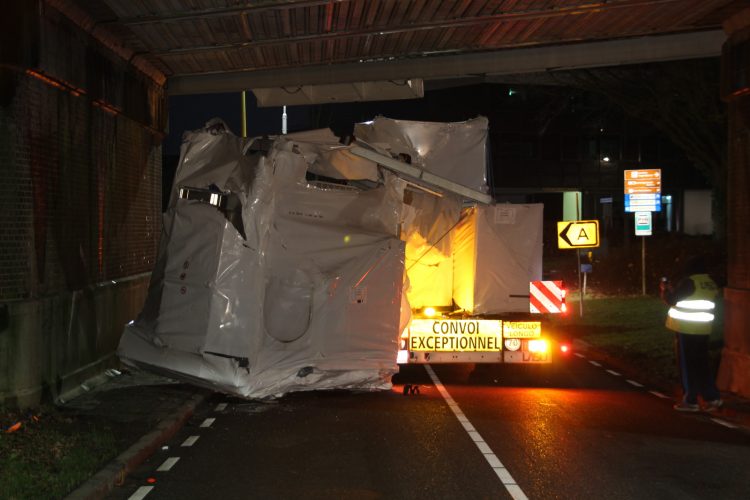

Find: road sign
<box><xmin>624</xmin><ymin>169</ymin><xmax>661</xmax><ymax>194</ymax></box>
<box><xmin>557</xmin><ymin>220</ymin><xmax>600</xmax><ymax>249</ymax></box>
<box><xmin>625</xmin><ymin>193</ymin><xmax>662</xmax><ymax>212</ymax></box>
<box><xmin>635</xmin><ymin>211</ymin><xmax>652</xmax><ymax>236</ymax></box>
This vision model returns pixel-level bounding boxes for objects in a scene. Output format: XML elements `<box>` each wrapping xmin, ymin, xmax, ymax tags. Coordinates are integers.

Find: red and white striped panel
<box><xmin>529</xmin><ymin>281</ymin><xmax>565</xmax><ymax>314</ymax></box>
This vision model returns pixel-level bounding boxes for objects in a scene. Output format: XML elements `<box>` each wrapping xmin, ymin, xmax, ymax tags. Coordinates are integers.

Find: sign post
<box><xmin>557</xmin><ymin>219</ymin><xmax>600</xmax><ymax>317</ymax></box>
<box><xmin>635</xmin><ymin>211</ymin><xmax>652</xmax><ymax>296</ymax></box>
<box><xmin>625</xmin><ymin>170</ymin><xmax>661</xmax><ymax>296</ymax></box>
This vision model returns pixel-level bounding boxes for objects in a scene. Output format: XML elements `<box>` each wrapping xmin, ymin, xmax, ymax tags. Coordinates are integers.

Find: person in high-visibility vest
<box><xmin>660</xmin><ymin>255</ymin><xmax>722</xmax><ymax>412</ymax></box>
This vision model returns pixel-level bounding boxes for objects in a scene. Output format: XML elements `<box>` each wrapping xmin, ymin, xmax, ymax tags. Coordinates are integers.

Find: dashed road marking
<box><xmin>574</xmin><ymin>351</ymin><xmax>746</xmax><ymax>432</ymax></box>
<box><xmin>711</xmin><ymin>418</ymin><xmax>738</xmax><ymax>429</ymax></box>
<box><xmin>181</xmin><ymin>435</ymin><xmax>200</xmax><ymax>447</ymax></box>
<box><xmin>425</xmin><ymin>365</ymin><xmax>529</xmax><ymax>500</ymax></box>
<box><xmin>128</xmin><ymin>486</ymin><xmax>154</xmax><ymax>500</ymax></box>
<box><xmin>200</xmin><ymin>418</ymin><xmax>215</xmax><ymax>428</ymax></box>
<box><xmin>157</xmin><ymin>457</ymin><xmax>180</xmax><ymax>472</ymax></box>
<box><xmin>649</xmin><ymin>391</ymin><xmax>669</xmax><ymax>399</ymax></box>
<box><xmin>215</xmin><ymin>403</ymin><xmax>227</xmax><ymax>412</ymax></box>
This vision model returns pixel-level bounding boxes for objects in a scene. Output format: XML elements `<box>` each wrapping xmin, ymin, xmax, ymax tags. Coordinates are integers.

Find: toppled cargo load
<box><xmin>119</xmin><ymin>116</ymin><xmax>493</xmax><ymax>398</ymax></box>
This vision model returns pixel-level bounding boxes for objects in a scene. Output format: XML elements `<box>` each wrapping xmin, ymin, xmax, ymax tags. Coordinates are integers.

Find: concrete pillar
<box><xmin>718</xmin><ymin>9</ymin><xmax>750</xmax><ymax>397</ymax></box>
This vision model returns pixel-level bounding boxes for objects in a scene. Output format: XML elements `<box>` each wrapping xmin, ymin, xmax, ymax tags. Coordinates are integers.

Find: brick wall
<box><xmin>0</xmin><ymin>6</ymin><xmax>164</xmax><ymax>300</ymax></box>
<box><xmin>0</xmin><ymin>2</ymin><xmax>166</xmax><ymax>407</ymax></box>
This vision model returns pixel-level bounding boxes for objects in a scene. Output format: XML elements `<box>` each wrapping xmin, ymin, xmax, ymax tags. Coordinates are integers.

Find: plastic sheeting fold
<box><xmin>354</xmin><ymin>116</ymin><xmax>490</xmax><ymax>193</ymax></box>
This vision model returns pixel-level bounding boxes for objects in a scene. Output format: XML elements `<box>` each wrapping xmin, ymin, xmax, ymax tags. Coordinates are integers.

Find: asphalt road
<box><xmin>109</xmin><ymin>355</ymin><xmax>750</xmax><ymax>500</ymax></box>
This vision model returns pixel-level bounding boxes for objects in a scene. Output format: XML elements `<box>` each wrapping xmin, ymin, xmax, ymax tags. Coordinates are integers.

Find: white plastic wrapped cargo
<box><xmin>353</xmin><ymin>116</ymin><xmax>490</xmax><ymax>194</ymax></box>
<box><xmin>452</xmin><ymin>204</ymin><xmax>543</xmax><ymax>315</ymax></box>
<box><xmin>119</xmin><ymin>122</ymin><xmax>405</xmax><ymax>398</ymax></box>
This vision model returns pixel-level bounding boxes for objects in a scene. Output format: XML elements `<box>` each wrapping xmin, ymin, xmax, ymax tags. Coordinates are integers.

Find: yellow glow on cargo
<box><xmin>404</xmin><ymin>231</ymin><xmax>453</xmax><ymax>309</ymax></box>
<box><xmin>450</xmin><ymin>208</ymin><xmax>477</xmax><ymax>314</ymax></box>
<box><xmin>528</xmin><ymin>339</ymin><xmax>549</xmax><ymax>354</ymax></box>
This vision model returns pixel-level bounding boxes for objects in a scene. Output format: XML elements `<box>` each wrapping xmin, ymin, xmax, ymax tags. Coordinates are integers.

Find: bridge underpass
<box><xmin>2</xmin><ymin>0</ymin><xmax>750</xmax><ymax>407</ymax></box>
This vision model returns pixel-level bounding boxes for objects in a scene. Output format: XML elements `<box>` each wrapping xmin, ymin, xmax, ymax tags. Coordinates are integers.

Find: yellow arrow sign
<box><xmin>557</xmin><ymin>220</ymin><xmax>600</xmax><ymax>249</ymax></box>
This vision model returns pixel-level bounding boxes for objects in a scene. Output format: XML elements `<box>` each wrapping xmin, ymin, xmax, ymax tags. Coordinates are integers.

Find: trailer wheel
<box><xmin>403</xmin><ymin>384</ymin><xmax>420</xmax><ymax>396</ymax></box>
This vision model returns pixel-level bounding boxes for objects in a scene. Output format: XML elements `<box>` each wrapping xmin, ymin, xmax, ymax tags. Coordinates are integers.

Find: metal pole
<box><xmin>576</xmin><ymin>192</ymin><xmax>583</xmax><ymax>317</ymax></box>
<box><xmin>642</xmin><ymin>236</ymin><xmax>646</xmax><ymax>296</ymax></box>
<box><xmin>577</xmin><ymin>250</ymin><xmax>583</xmax><ymax>317</ymax></box>
<box><xmin>241</xmin><ymin>91</ymin><xmax>247</xmax><ymax>138</ymax></box>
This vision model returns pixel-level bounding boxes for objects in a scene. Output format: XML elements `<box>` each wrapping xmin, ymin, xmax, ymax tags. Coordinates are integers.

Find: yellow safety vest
<box><xmin>665</xmin><ymin>274</ymin><xmax>718</xmax><ymax>335</ymax></box>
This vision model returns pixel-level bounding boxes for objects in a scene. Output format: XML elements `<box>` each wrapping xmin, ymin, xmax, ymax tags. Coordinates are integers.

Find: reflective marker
<box><xmin>200</xmin><ymin>418</ymin><xmax>215</xmax><ymax>428</ymax></box>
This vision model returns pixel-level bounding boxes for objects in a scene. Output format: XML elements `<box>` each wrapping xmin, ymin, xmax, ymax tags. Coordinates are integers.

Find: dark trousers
<box><xmin>676</xmin><ymin>333</ymin><xmax>721</xmax><ymax>404</ymax></box>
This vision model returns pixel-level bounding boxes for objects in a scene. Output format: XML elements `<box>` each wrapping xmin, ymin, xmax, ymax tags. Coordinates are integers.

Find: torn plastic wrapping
<box><xmin>354</xmin><ymin>116</ymin><xmax>490</xmax><ymax>193</ymax></box>
<box><xmin>282</xmin><ymin>128</ymin><xmax>380</xmax><ymax>181</ymax></box>
<box><xmin>171</xmin><ymin>119</ymin><xmax>255</xmax><ymax>206</ymax></box>
<box><xmin>453</xmin><ymin>204</ymin><xmax>544</xmax><ymax>314</ymax></box>
<box><xmin>119</xmin><ymin>121</ymin><xmax>405</xmax><ymax>398</ymax></box>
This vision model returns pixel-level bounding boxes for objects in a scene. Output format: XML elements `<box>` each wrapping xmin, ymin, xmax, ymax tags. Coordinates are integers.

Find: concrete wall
<box><xmin>0</xmin><ymin>2</ymin><xmax>166</xmax><ymax>408</ymax></box>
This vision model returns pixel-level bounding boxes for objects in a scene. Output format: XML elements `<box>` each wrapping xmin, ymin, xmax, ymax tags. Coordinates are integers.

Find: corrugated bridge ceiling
<box><xmin>52</xmin><ymin>0</ymin><xmax>750</xmax><ymax>95</ymax></box>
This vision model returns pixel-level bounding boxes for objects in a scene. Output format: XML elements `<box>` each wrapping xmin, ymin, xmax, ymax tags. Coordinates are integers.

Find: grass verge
<box><xmin>0</xmin><ymin>406</ymin><xmax>119</xmax><ymax>500</ymax></box>
<box><xmin>547</xmin><ymin>295</ymin><xmax>724</xmax><ymax>387</ymax></box>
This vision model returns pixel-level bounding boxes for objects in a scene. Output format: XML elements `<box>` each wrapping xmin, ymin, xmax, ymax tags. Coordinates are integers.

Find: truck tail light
<box><xmin>528</xmin><ymin>339</ymin><xmax>549</xmax><ymax>354</ymax></box>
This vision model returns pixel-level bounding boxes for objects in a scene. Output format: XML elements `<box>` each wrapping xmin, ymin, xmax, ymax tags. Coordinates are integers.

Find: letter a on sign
<box><xmin>557</xmin><ymin>220</ymin><xmax>600</xmax><ymax>249</ymax></box>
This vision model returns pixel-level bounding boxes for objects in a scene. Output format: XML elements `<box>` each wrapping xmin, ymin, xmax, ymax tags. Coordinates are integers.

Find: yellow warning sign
<box><xmin>557</xmin><ymin>220</ymin><xmax>600</xmax><ymax>249</ymax></box>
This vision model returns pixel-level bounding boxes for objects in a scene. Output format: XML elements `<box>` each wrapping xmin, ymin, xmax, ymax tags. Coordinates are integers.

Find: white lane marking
<box><xmin>649</xmin><ymin>391</ymin><xmax>669</xmax><ymax>399</ymax></box>
<box><xmin>425</xmin><ymin>365</ymin><xmax>529</xmax><ymax>500</ymax></box>
<box><xmin>574</xmin><ymin>352</ymin><xmax>586</xmax><ymax>359</ymax></box>
<box><xmin>215</xmin><ymin>403</ymin><xmax>227</xmax><ymax>412</ymax></box>
<box><xmin>588</xmin><ymin>360</ymin><xmax>602</xmax><ymax>367</ymax></box>
<box><xmin>128</xmin><ymin>486</ymin><xmax>154</xmax><ymax>500</ymax></box>
<box><xmin>181</xmin><ymin>435</ymin><xmax>200</xmax><ymax>447</ymax></box>
<box><xmin>626</xmin><ymin>380</ymin><xmax>644</xmax><ymax>387</ymax></box>
<box><xmin>157</xmin><ymin>457</ymin><xmax>180</xmax><ymax>472</ymax></box>
<box><xmin>605</xmin><ymin>369</ymin><xmax>621</xmax><ymax>376</ymax></box>
<box><xmin>200</xmin><ymin>418</ymin><xmax>215</xmax><ymax>428</ymax></box>
<box><xmin>711</xmin><ymin>418</ymin><xmax>738</xmax><ymax>429</ymax></box>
